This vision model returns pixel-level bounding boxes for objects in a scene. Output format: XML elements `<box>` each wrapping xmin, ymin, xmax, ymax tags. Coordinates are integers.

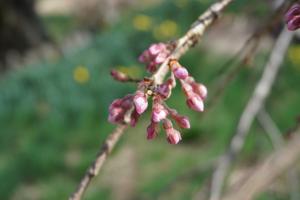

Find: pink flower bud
<box><xmin>186</xmin><ymin>94</ymin><xmax>204</xmax><ymax>112</ymax></box>
<box><xmin>173</xmin><ymin>67</ymin><xmax>189</xmax><ymax>80</ymax></box>
<box><xmin>108</xmin><ymin>107</ymin><xmax>124</xmax><ymax>124</ymax></box>
<box><xmin>174</xmin><ymin>115</ymin><xmax>191</xmax><ymax>129</ymax></box>
<box><xmin>108</xmin><ymin>95</ymin><xmax>134</xmax><ymax>124</ymax></box>
<box><xmin>152</xmin><ymin>101</ymin><xmax>168</xmax><ymax>123</ymax></box>
<box><xmin>157</xmin><ymin>82</ymin><xmax>172</xmax><ymax>99</ymax></box>
<box><xmin>155</xmin><ymin>52</ymin><xmax>168</xmax><ymax>64</ymax></box>
<box><xmin>163</xmin><ymin>119</ymin><xmax>173</xmax><ymax>130</ymax></box>
<box><xmin>152</xmin><ymin>107</ymin><xmax>168</xmax><ymax>123</ymax></box>
<box><xmin>287</xmin><ymin>15</ymin><xmax>300</xmax><ymax>31</ymax></box>
<box><xmin>149</xmin><ymin>43</ymin><xmax>166</xmax><ymax>56</ymax></box>
<box><xmin>166</xmin><ymin>129</ymin><xmax>182</xmax><ymax>144</ymax></box>
<box><xmin>130</xmin><ymin>109</ymin><xmax>140</xmax><ymax>127</ymax></box>
<box><xmin>139</xmin><ymin>49</ymin><xmax>152</xmax><ymax>63</ymax></box>
<box><xmin>146</xmin><ymin>62</ymin><xmax>157</xmax><ymax>73</ymax></box>
<box><xmin>147</xmin><ymin>122</ymin><xmax>158</xmax><ymax>140</ymax></box>
<box><xmin>110</xmin><ymin>69</ymin><xmax>129</xmax><ymax>82</ymax></box>
<box><xmin>285</xmin><ymin>4</ymin><xmax>300</xmax><ymax>31</ymax></box>
<box><xmin>181</xmin><ymin>80</ymin><xmax>193</xmax><ymax>96</ymax></box>
<box><xmin>133</xmin><ymin>91</ymin><xmax>148</xmax><ymax>114</ymax></box>
<box><xmin>191</xmin><ymin>82</ymin><xmax>207</xmax><ymax>100</ymax></box>
<box><xmin>285</xmin><ymin>4</ymin><xmax>300</xmax><ymax>22</ymax></box>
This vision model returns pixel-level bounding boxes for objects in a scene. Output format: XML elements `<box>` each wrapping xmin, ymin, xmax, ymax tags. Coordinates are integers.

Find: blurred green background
<box><xmin>0</xmin><ymin>0</ymin><xmax>299</xmax><ymax>199</ymax></box>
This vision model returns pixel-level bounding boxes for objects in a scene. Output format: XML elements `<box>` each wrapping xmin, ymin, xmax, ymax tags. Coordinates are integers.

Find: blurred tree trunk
<box><xmin>0</xmin><ymin>0</ymin><xmax>50</xmax><ymax>70</ymax></box>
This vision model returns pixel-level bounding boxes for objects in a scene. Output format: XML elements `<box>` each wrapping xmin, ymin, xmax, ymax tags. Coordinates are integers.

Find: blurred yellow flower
<box><xmin>133</xmin><ymin>15</ymin><xmax>153</xmax><ymax>31</ymax></box>
<box><xmin>73</xmin><ymin>66</ymin><xmax>90</xmax><ymax>84</ymax></box>
<box><xmin>288</xmin><ymin>46</ymin><xmax>300</xmax><ymax>70</ymax></box>
<box><xmin>175</xmin><ymin>0</ymin><xmax>188</xmax><ymax>8</ymax></box>
<box><xmin>153</xmin><ymin>20</ymin><xmax>178</xmax><ymax>40</ymax></box>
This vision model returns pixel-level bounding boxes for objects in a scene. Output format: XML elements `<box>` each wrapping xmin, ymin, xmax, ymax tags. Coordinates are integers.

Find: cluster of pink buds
<box><xmin>285</xmin><ymin>4</ymin><xmax>300</xmax><ymax>31</ymax></box>
<box><xmin>138</xmin><ymin>43</ymin><xmax>171</xmax><ymax>73</ymax></box>
<box><xmin>108</xmin><ymin>43</ymin><xmax>207</xmax><ymax>144</ymax></box>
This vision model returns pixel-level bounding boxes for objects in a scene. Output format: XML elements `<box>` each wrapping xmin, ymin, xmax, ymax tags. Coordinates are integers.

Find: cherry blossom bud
<box><xmin>285</xmin><ymin>4</ymin><xmax>300</xmax><ymax>22</ymax></box>
<box><xmin>130</xmin><ymin>109</ymin><xmax>140</xmax><ymax>127</ymax></box>
<box><xmin>149</xmin><ymin>43</ymin><xmax>166</xmax><ymax>56</ymax></box>
<box><xmin>147</xmin><ymin>122</ymin><xmax>158</xmax><ymax>140</ymax></box>
<box><xmin>167</xmin><ymin>129</ymin><xmax>182</xmax><ymax>144</ymax></box>
<box><xmin>152</xmin><ymin>100</ymin><xmax>168</xmax><ymax>122</ymax></box>
<box><xmin>287</xmin><ymin>15</ymin><xmax>300</xmax><ymax>31</ymax></box>
<box><xmin>108</xmin><ymin>95</ymin><xmax>134</xmax><ymax>124</ymax></box>
<box><xmin>285</xmin><ymin>4</ymin><xmax>300</xmax><ymax>31</ymax></box>
<box><xmin>191</xmin><ymin>82</ymin><xmax>207</xmax><ymax>100</ymax></box>
<box><xmin>162</xmin><ymin>120</ymin><xmax>182</xmax><ymax>144</ymax></box>
<box><xmin>186</xmin><ymin>94</ymin><xmax>204</xmax><ymax>112</ymax></box>
<box><xmin>110</xmin><ymin>69</ymin><xmax>129</xmax><ymax>82</ymax></box>
<box><xmin>108</xmin><ymin>107</ymin><xmax>124</xmax><ymax>124</ymax></box>
<box><xmin>133</xmin><ymin>91</ymin><xmax>148</xmax><ymax>114</ymax></box>
<box><xmin>157</xmin><ymin>82</ymin><xmax>172</xmax><ymax>99</ymax></box>
<box><xmin>174</xmin><ymin>115</ymin><xmax>191</xmax><ymax>129</ymax></box>
<box><xmin>155</xmin><ymin>52</ymin><xmax>168</xmax><ymax>64</ymax></box>
<box><xmin>163</xmin><ymin>118</ymin><xmax>173</xmax><ymax>130</ymax></box>
<box><xmin>173</xmin><ymin>67</ymin><xmax>189</xmax><ymax>80</ymax></box>
<box><xmin>181</xmin><ymin>80</ymin><xmax>193</xmax><ymax>96</ymax></box>
<box><xmin>139</xmin><ymin>50</ymin><xmax>151</xmax><ymax>63</ymax></box>
<box><xmin>152</xmin><ymin>106</ymin><xmax>168</xmax><ymax>122</ymax></box>
<box><xmin>146</xmin><ymin>62</ymin><xmax>157</xmax><ymax>73</ymax></box>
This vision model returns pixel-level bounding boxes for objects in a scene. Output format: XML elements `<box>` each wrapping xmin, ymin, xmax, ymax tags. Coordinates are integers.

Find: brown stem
<box><xmin>69</xmin><ymin>125</ymin><xmax>128</xmax><ymax>200</ymax></box>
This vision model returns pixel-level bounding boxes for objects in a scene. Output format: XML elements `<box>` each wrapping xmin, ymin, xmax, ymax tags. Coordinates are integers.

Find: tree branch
<box><xmin>69</xmin><ymin>0</ymin><xmax>235</xmax><ymax>199</ymax></box>
<box><xmin>209</xmin><ymin>28</ymin><xmax>294</xmax><ymax>200</ymax></box>
<box><xmin>69</xmin><ymin>125</ymin><xmax>128</xmax><ymax>200</ymax></box>
<box><xmin>258</xmin><ymin>108</ymin><xmax>300</xmax><ymax>200</ymax></box>
<box><xmin>222</xmin><ymin>127</ymin><xmax>300</xmax><ymax>200</ymax></box>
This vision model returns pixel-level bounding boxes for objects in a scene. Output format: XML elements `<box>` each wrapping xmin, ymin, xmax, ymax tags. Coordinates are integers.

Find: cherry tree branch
<box><xmin>69</xmin><ymin>125</ymin><xmax>128</xmax><ymax>200</ymax></box>
<box><xmin>69</xmin><ymin>1</ymin><xmax>235</xmax><ymax>199</ymax></box>
<box><xmin>209</xmin><ymin>28</ymin><xmax>294</xmax><ymax>200</ymax></box>
<box><xmin>222</xmin><ymin>127</ymin><xmax>300</xmax><ymax>200</ymax></box>
<box><xmin>258</xmin><ymin>108</ymin><xmax>300</xmax><ymax>200</ymax></box>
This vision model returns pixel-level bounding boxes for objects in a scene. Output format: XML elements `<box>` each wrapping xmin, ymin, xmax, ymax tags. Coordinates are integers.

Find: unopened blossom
<box><xmin>139</xmin><ymin>43</ymin><xmax>170</xmax><ymax>73</ymax></box>
<box><xmin>169</xmin><ymin>60</ymin><xmax>189</xmax><ymax>80</ymax></box>
<box><xmin>174</xmin><ymin>115</ymin><xmax>191</xmax><ymax>129</ymax></box>
<box><xmin>147</xmin><ymin>122</ymin><xmax>159</xmax><ymax>140</ymax></box>
<box><xmin>163</xmin><ymin>119</ymin><xmax>182</xmax><ymax>144</ymax></box>
<box><xmin>285</xmin><ymin>4</ymin><xmax>300</xmax><ymax>31</ymax></box>
<box><xmin>186</xmin><ymin>94</ymin><xmax>204</xmax><ymax>112</ymax></box>
<box><xmin>186</xmin><ymin>77</ymin><xmax>208</xmax><ymax>100</ymax></box>
<box><xmin>152</xmin><ymin>103</ymin><xmax>168</xmax><ymax>122</ymax></box>
<box><xmin>156</xmin><ymin>81</ymin><xmax>172</xmax><ymax>99</ymax></box>
<box><xmin>130</xmin><ymin>109</ymin><xmax>140</xmax><ymax>127</ymax></box>
<box><xmin>110</xmin><ymin>69</ymin><xmax>129</xmax><ymax>82</ymax></box>
<box><xmin>109</xmin><ymin>48</ymin><xmax>207</xmax><ymax>144</ymax></box>
<box><xmin>108</xmin><ymin>95</ymin><xmax>133</xmax><ymax>124</ymax></box>
<box><xmin>133</xmin><ymin>91</ymin><xmax>148</xmax><ymax>114</ymax></box>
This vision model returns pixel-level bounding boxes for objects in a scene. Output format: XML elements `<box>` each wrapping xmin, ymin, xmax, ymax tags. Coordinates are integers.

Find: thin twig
<box><xmin>258</xmin><ymin>108</ymin><xmax>300</xmax><ymax>200</ymax></box>
<box><xmin>222</xmin><ymin>127</ymin><xmax>300</xmax><ymax>200</ymax></box>
<box><xmin>69</xmin><ymin>1</ymin><xmax>235</xmax><ymax>199</ymax></box>
<box><xmin>69</xmin><ymin>125</ymin><xmax>128</xmax><ymax>200</ymax></box>
<box><xmin>209</xmin><ymin>29</ymin><xmax>294</xmax><ymax>200</ymax></box>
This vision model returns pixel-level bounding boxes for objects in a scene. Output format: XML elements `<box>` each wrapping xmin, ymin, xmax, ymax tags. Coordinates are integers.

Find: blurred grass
<box><xmin>0</xmin><ymin>0</ymin><xmax>299</xmax><ymax>199</ymax></box>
